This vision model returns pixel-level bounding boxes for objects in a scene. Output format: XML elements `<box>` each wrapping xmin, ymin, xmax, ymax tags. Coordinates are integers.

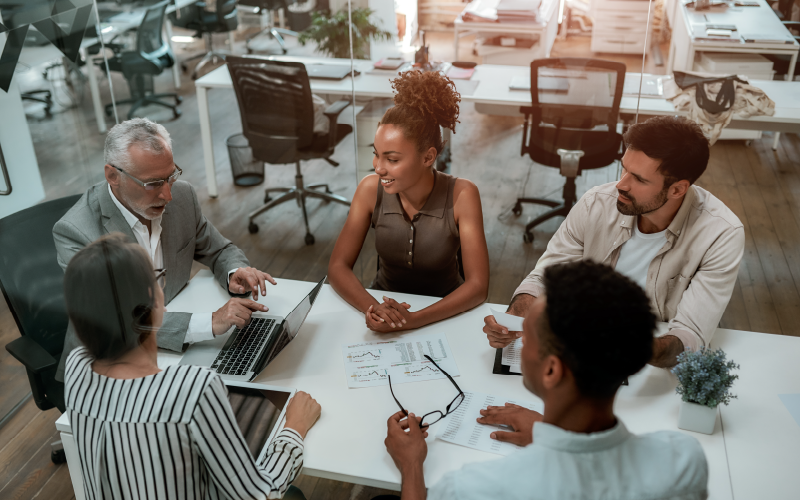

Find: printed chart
<box><xmin>436</xmin><ymin>391</ymin><xmax>543</xmax><ymax>456</ymax></box>
<box><xmin>341</xmin><ymin>332</ymin><xmax>459</xmax><ymax>388</ymax></box>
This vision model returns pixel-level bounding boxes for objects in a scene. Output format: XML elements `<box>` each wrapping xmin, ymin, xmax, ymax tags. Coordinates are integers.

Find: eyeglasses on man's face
<box><xmin>111</xmin><ymin>164</ymin><xmax>182</xmax><ymax>191</ymax></box>
<box><xmin>389</xmin><ymin>354</ymin><xmax>465</xmax><ymax>428</ymax></box>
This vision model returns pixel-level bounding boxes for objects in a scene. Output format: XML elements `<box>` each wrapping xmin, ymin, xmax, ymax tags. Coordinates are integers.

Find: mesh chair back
<box><xmin>216</xmin><ymin>0</ymin><xmax>239</xmax><ymax>31</ymax></box>
<box><xmin>137</xmin><ymin>1</ymin><xmax>170</xmax><ymax>59</ymax></box>
<box><xmin>0</xmin><ymin>195</ymin><xmax>81</xmax><ymax>358</ymax></box>
<box><xmin>227</xmin><ymin>56</ymin><xmax>315</xmax><ymax>163</ymax></box>
<box><xmin>530</xmin><ymin>58</ymin><xmax>626</xmax><ymax>132</ymax></box>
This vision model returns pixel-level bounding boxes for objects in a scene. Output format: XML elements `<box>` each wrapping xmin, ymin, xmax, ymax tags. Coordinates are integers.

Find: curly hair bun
<box><xmin>391</xmin><ymin>70</ymin><xmax>461</xmax><ymax>133</ymax></box>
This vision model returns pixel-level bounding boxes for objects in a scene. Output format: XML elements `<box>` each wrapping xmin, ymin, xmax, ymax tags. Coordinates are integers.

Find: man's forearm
<box><xmin>650</xmin><ymin>335</ymin><xmax>685</xmax><ymax>368</ymax></box>
<box><xmin>400</xmin><ymin>465</ymin><xmax>426</xmax><ymax>500</ymax></box>
<box><xmin>507</xmin><ymin>293</ymin><xmax>536</xmax><ymax>318</ymax></box>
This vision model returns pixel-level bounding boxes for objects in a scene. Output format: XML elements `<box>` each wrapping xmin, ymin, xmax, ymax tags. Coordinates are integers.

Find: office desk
<box><xmin>195</xmin><ymin>58</ymin><xmax>800</xmax><ymax>197</ymax></box>
<box><xmin>56</xmin><ymin>271</ymin><xmax>800</xmax><ymax>499</ymax></box>
<box><xmin>453</xmin><ymin>0</ymin><xmax>560</xmax><ymax>62</ymax></box>
<box><xmin>666</xmin><ymin>0</ymin><xmax>799</xmax><ymax>80</ymax></box>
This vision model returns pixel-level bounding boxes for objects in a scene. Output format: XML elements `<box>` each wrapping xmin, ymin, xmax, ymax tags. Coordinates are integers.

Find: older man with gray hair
<box><xmin>53</xmin><ymin>118</ymin><xmax>275</xmax><ymax>382</ymax></box>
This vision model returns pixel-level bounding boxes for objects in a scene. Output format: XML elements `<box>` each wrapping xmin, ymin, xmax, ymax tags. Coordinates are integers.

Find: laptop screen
<box><xmin>283</xmin><ymin>278</ymin><xmax>324</xmax><ymax>340</ymax></box>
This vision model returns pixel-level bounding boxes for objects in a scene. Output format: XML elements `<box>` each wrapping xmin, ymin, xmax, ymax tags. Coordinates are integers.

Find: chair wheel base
<box><xmin>173</xmin><ymin>108</ymin><xmax>182</xmax><ymax>119</ymax></box>
<box><xmin>512</xmin><ymin>204</ymin><xmax>523</xmax><ymax>216</ymax></box>
<box><xmin>248</xmin><ymin>222</ymin><xmax>259</xmax><ymax>234</ymax></box>
<box><xmin>264</xmin><ymin>194</ymin><xmax>272</xmax><ymax>203</ymax></box>
<box><xmin>523</xmin><ymin>232</ymin><xmax>534</xmax><ymax>244</ymax></box>
<box><xmin>51</xmin><ymin>449</ymin><xmax>66</xmax><ymax>464</ymax></box>
<box><xmin>305</xmin><ymin>233</ymin><xmax>315</xmax><ymax>245</ymax></box>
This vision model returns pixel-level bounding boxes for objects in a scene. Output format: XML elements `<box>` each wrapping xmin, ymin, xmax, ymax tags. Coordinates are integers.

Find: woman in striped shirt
<box><xmin>63</xmin><ymin>233</ymin><xmax>320</xmax><ymax>499</ymax></box>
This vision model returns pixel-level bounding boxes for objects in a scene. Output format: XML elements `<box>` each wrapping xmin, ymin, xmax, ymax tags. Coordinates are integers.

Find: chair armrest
<box><xmin>324</xmin><ymin>100</ymin><xmax>351</xmax><ymax>149</ymax></box>
<box><xmin>5</xmin><ymin>336</ymin><xmax>58</xmax><ymax>374</ymax></box>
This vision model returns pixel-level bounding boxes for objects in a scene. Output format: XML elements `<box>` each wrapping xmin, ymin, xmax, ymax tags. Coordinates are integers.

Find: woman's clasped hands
<box><xmin>366</xmin><ymin>296</ymin><xmax>415</xmax><ymax>332</ymax></box>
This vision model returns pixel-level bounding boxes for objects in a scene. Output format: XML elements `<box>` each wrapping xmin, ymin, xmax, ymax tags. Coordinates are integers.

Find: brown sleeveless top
<box><xmin>371</xmin><ymin>170</ymin><xmax>464</xmax><ymax>298</ymax></box>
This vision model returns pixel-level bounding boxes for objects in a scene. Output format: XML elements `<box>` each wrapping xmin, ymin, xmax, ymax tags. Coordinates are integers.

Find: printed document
<box><xmin>436</xmin><ymin>391</ymin><xmax>543</xmax><ymax>456</ymax></box>
<box><xmin>491</xmin><ymin>307</ymin><xmax>523</xmax><ymax>373</ymax></box>
<box><xmin>341</xmin><ymin>332</ymin><xmax>459</xmax><ymax>388</ymax></box>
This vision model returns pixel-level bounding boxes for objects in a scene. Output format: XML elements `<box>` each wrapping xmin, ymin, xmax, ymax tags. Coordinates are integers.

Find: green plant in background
<box><xmin>298</xmin><ymin>8</ymin><xmax>393</xmax><ymax>59</ymax></box>
<box><xmin>672</xmin><ymin>347</ymin><xmax>739</xmax><ymax>408</ymax></box>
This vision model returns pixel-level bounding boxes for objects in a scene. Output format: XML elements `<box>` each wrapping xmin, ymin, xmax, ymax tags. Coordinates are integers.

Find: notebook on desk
<box><xmin>508</xmin><ymin>76</ymin><xmax>569</xmax><ymax>92</ymax></box>
<box><xmin>307</xmin><ymin>64</ymin><xmax>360</xmax><ymax>80</ymax></box>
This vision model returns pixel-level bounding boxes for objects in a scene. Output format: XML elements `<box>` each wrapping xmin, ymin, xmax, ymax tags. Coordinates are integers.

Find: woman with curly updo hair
<box><xmin>329</xmin><ymin>70</ymin><xmax>489</xmax><ymax>333</ymax></box>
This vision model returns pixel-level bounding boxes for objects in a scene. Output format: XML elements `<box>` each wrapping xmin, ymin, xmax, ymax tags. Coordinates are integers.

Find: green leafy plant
<box><xmin>298</xmin><ymin>8</ymin><xmax>393</xmax><ymax>59</ymax></box>
<box><xmin>672</xmin><ymin>347</ymin><xmax>739</xmax><ymax>408</ymax></box>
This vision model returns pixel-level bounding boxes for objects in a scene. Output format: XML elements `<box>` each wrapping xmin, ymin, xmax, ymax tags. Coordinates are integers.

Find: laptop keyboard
<box><xmin>211</xmin><ymin>318</ymin><xmax>276</xmax><ymax>375</ymax></box>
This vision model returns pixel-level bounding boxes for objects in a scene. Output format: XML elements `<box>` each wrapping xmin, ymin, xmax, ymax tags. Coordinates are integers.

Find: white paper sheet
<box><xmin>490</xmin><ymin>308</ymin><xmax>524</xmax><ymax>373</ymax></box>
<box><xmin>501</xmin><ymin>338</ymin><xmax>523</xmax><ymax>373</ymax></box>
<box><xmin>341</xmin><ymin>332</ymin><xmax>459</xmax><ymax>388</ymax></box>
<box><xmin>436</xmin><ymin>391</ymin><xmax>543</xmax><ymax>456</ymax></box>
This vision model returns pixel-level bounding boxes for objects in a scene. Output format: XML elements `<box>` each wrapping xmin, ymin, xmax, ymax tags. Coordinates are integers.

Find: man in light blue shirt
<box><xmin>384</xmin><ymin>261</ymin><xmax>709</xmax><ymax>500</ymax></box>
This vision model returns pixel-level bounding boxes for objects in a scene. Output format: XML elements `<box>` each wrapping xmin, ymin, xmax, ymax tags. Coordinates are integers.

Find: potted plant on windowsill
<box><xmin>298</xmin><ymin>7</ymin><xmax>393</xmax><ymax>59</ymax></box>
<box><xmin>672</xmin><ymin>347</ymin><xmax>739</xmax><ymax>435</ymax></box>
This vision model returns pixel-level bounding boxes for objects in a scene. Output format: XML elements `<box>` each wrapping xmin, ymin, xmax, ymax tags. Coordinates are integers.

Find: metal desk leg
<box><xmin>197</xmin><ymin>85</ymin><xmax>218</xmax><ymax>198</ymax></box>
<box><xmin>83</xmin><ymin>48</ymin><xmax>107</xmax><ymax>134</ymax></box>
<box><xmin>165</xmin><ymin>18</ymin><xmax>181</xmax><ymax>89</ymax></box>
<box><xmin>774</xmin><ymin>51</ymin><xmax>798</xmax><ymax>150</ymax></box>
<box><xmin>453</xmin><ymin>26</ymin><xmax>459</xmax><ymax>60</ymax></box>
<box><xmin>229</xmin><ymin>32</ymin><xmax>236</xmax><ymax>54</ymax></box>
<box><xmin>60</xmin><ymin>431</ymin><xmax>86</xmax><ymax>500</ymax></box>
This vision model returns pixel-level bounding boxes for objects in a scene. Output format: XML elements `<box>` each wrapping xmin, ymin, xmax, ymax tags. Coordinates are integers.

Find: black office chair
<box><xmin>239</xmin><ymin>0</ymin><xmax>299</xmax><ymax>54</ymax></box>
<box><xmin>21</xmin><ymin>90</ymin><xmax>53</xmax><ymax>117</ymax></box>
<box><xmin>514</xmin><ymin>58</ymin><xmax>625</xmax><ymax>243</ymax></box>
<box><xmin>169</xmin><ymin>0</ymin><xmax>238</xmax><ymax>79</ymax></box>
<box><xmin>227</xmin><ymin>56</ymin><xmax>352</xmax><ymax>245</ymax></box>
<box><xmin>100</xmin><ymin>1</ymin><xmax>182</xmax><ymax>119</ymax></box>
<box><xmin>1</xmin><ymin>194</ymin><xmax>82</xmax><ymax>464</ymax></box>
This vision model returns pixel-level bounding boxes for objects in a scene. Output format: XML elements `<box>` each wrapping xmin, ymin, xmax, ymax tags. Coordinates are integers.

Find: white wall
<box><xmin>0</xmin><ymin>79</ymin><xmax>46</xmax><ymax>219</ymax></box>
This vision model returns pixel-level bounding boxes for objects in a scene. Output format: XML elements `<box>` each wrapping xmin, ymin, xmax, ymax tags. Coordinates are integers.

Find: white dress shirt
<box><xmin>108</xmin><ymin>185</ymin><xmax>224</xmax><ymax>343</ymax></box>
<box><xmin>428</xmin><ymin>420</ymin><xmax>708</xmax><ymax>500</ymax></box>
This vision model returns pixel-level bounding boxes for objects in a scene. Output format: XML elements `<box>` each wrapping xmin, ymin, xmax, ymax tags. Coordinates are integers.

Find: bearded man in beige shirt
<box><xmin>485</xmin><ymin>116</ymin><xmax>744</xmax><ymax>373</ymax></box>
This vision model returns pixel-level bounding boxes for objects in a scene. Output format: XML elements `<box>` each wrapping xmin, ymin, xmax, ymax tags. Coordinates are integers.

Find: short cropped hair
<box><xmin>104</xmin><ymin>118</ymin><xmax>172</xmax><ymax>171</ymax></box>
<box><xmin>64</xmin><ymin>233</ymin><xmax>157</xmax><ymax>360</ymax></box>
<box><xmin>623</xmin><ymin>116</ymin><xmax>709</xmax><ymax>186</ymax></box>
<box><xmin>539</xmin><ymin>261</ymin><xmax>656</xmax><ymax>399</ymax></box>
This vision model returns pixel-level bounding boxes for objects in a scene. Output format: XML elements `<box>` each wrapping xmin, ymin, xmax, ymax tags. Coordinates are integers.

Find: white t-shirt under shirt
<box><xmin>615</xmin><ymin>220</ymin><xmax>668</xmax><ymax>291</ymax></box>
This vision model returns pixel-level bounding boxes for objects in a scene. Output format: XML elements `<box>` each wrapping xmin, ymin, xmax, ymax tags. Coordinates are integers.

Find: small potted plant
<box><xmin>672</xmin><ymin>347</ymin><xmax>739</xmax><ymax>434</ymax></box>
<box><xmin>298</xmin><ymin>8</ymin><xmax>393</xmax><ymax>59</ymax></box>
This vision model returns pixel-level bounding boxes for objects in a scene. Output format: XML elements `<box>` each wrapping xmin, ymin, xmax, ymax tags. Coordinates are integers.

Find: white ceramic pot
<box><xmin>678</xmin><ymin>401</ymin><xmax>717</xmax><ymax>434</ymax></box>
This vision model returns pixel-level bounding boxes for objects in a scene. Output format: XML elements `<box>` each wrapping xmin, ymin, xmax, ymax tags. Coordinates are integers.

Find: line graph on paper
<box><xmin>349</xmin><ymin>367</ymin><xmax>389</xmax><ymax>386</ymax></box>
<box><xmin>345</xmin><ymin>349</ymin><xmax>385</xmax><ymax>364</ymax></box>
<box><xmin>403</xmin><ymin>363</ymin><xmax>441</xmax><ymax>377</ymax></box>
<box><xmin>341</xmin><ymin>333</ymin><xmax>460</xmax><ymax>388</ymax></box>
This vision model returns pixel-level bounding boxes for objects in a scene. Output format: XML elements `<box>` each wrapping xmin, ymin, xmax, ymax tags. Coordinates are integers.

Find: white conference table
<box><xmin>56</xmin><ymin>271</ymin><xmax>800</xmax><ymax>499</ymax></box>
<box><xmin>195</xmin><ymin>56</ymin><xmax>800</xmax><ymax>197</ymax></box>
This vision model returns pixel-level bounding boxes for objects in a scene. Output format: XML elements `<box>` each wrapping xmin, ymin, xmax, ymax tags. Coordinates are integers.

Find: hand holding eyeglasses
<box><xmin>476</xmin><ymin>403</ymin><xmax>543</xmax><ymax>446</ymax></box>
<box><xmin>385</xmin><ymin>411</ymin><xmax>429</xmax><ymax>473</ymax></box>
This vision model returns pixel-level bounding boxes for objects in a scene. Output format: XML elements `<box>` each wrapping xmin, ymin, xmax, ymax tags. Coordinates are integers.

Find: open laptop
<box><xmin>306</xmin><ymin>64</ymin><xmax>360</xmax><ymax>80</ymax></box>
<box><xmin>180</xmin><ymin>277</ymin><xmax>325</xmax><ymax>381</ymax></box>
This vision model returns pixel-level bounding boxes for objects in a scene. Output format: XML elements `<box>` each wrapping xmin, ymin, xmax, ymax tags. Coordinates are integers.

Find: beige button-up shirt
<box><xmin>514</xmin><ymin>182</ymin><xmax>745</xmax><ymax>350</ymax></box>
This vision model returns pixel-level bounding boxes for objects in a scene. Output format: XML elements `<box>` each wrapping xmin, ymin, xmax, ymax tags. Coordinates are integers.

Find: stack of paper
<box><xmin>496</xmin><ymin>0</ymin><xmax>540</xmax><ymax>22</ymax></box>
<box><xmin>463</xmin><ymin>0</ymin><xmax>499</xmax><ymax>22</ymax></box>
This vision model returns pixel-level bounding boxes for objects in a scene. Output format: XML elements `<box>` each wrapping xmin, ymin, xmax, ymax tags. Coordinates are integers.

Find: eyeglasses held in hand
<box><xmin>389</xmin><ymin>354</ymin><xmax>465</xmax><ymax>428</ymax></box>
<box><xmin>154</xmin><ymin>268</ymin><xmax>167</xmax><ymax>289</ymax></box>
<box><xmin>111</xmin><ymin>164</ymin><xmax>182</xmax><ymax>191</ymax></box>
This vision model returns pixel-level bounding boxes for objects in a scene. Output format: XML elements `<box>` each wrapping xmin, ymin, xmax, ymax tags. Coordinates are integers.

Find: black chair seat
<box><xmin>527</xmin><ymin>128</ymin><xmax>623</xmax><ymax>173</ymax></box>
<box><xmin>105</xmin><ymin>51</ymin><xmax>172</xmax><ymax>77</ymax></box>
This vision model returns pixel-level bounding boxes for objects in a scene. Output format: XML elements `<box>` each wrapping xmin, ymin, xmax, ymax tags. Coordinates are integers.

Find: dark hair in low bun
<box><xmin>380</xmin><ymin>70</ymin><xmax>461</xmax><ymax>157</ymax></box>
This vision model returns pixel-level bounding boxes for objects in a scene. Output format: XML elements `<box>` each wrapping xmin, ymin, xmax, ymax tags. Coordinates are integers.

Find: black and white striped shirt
<box><xmin>65</xmin><ymin>347</ymin><xmax>304</xmax><ymax>500</ymax></box>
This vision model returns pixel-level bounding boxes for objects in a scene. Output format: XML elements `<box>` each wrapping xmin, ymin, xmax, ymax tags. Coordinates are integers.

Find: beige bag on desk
<box><xmin>664</xmin><ymin>70</ymin><xmax>775</xmax><ymax>144</ymax></box>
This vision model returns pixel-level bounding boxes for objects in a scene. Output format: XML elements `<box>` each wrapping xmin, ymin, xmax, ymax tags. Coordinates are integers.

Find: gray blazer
<box><xmin>53</xmin><ymin>180</ymin><xmax>250</xmax><ymax>381</ymax></box>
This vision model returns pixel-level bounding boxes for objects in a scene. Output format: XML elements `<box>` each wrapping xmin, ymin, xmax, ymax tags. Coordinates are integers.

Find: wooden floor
<box><xmin>2</xmin><ymin>30</ymin><xmax>800</xmax><ymax>500</ymax></box>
